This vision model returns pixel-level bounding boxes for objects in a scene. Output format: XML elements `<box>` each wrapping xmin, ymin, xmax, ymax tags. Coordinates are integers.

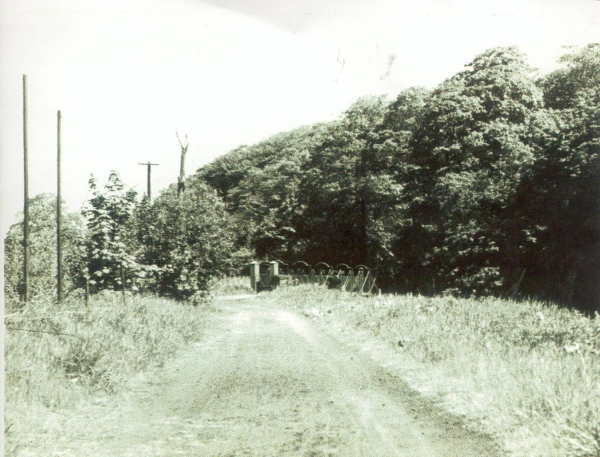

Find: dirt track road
<box><xmin>45</xmin><ymin>299</ymin><xmax>500</xmax><ymax>456</ymax></box>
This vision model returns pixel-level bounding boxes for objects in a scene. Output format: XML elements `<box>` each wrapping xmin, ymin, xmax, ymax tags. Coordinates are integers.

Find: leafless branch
<box><xmin>176</xmin><ymin>129</ymin><xmax>189</xmax><ymax>149</ymax></box>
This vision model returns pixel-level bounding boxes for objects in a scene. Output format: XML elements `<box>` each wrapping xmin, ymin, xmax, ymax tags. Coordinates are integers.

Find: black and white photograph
<box><xmin>1</xmin><ymin>0</ymin><xmax>599</xmax><ymax>455</ymax></box>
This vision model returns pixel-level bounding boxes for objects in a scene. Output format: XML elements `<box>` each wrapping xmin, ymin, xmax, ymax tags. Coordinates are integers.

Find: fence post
<box><xmin>85</xmin><ymin>277</ymin><xmax>89</xmax><ymax>306</ymax></box>
<box><xmin>249</xmin><ymin>261</ymin><xmax>260</xmax><ymax>293</ymax></box>
<box><xmin>120</xmin><ymin>263</ymin><xmax>126</xmax><ymax>302</ymax></box>
<box><xmin>57</xmin><ymin>110</ymin><xmax>62</xmax><ymax>303</ymax></box>
<box><xmin>22</xmin><ymin>75</ymin><xmax>29</xmax><ymax>304</ymax></box>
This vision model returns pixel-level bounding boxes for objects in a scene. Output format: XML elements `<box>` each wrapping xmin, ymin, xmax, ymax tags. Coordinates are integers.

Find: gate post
<box><xmin>249</xmin><ymin>261</ymin><xmax>260</xmax><ymax>293</ymax></box>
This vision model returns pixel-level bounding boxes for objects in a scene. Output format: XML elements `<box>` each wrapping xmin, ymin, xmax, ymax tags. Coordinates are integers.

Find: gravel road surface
<box><xmin>41</xmin><ymin>299</ymin><xmax>500</xmax><ymax>456</ymax></box>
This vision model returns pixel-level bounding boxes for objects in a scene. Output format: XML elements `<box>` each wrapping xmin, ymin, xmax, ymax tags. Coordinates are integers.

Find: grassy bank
<box><xmin>4</xmin><ymin>293</ymin><xmax>211</xmax><ymax>455</ymax></box>
<box><xmin>267</xmin><ymin>285</ymin><xmax>600</xmax><ymax>456</ymax></box>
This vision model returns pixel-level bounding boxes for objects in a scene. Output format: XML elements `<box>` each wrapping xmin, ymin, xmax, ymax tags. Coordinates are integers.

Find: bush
<box><xmin>133</xmin><ymin>176</ymin><xmax>235</xmax><ymax>300</ymax></box>
<box><xmin>4</xmin><ymin>193</ymin><xmax>85</xmax><ymax>302</ymax></box>
<box><xmin>81</xmin><ymin>172</ymin><xmax>141</xmax><ymax>293</ymax></box>
<box><xmin>270</xmin><ymin>275</ymin><xmax>281</xmax><ymax>289</ymax></box>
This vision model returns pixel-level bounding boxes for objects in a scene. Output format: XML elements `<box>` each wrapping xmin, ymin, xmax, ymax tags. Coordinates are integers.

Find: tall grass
<box><xmin>210</xmin><ymin>275</ymin><xmax>253</xmax><ymax>296</ymax></box>
<box><xmin>268</xmin><ymin>285</ymin><xmax>600</xmax><ymax>456</ymax></box>
<box><xmin>4</xmin><ymin>292</ymin><xmax>211</xmax><ymax>455</ymax></box>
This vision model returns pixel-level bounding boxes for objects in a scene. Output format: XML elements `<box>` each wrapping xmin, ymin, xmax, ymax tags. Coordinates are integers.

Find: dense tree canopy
<box><xmin>401</xmin><ymin>46</ymin><xmax>543</xmax><ymax>294</ymax></box>
<box><xmin>520</xmin><ymin>43</ymin><xmax>600</xmax><ymax>308</ymax></box>
<box><xmin>198</xmin><ymin>123</ymin><xmax>335</xmax><ymax>259</ymax></box>
<box><xmin>298</xmin><ymin>96</ymin><xmax>390</xmax><ymax>266</ymax></box>
<box><xmin>197</xmin><ymin>45</ymin><xmax>600</xmax><ymax>312</ymax></box>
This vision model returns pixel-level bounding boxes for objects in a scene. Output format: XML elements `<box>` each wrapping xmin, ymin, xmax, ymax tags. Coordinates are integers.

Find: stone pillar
<box><xmin>249</xmin><ymin>261</ymin><xmax>260</xmax><ymax>293</ymax></box>
<box><xmin>269</xmin><ymin>261</ymin><xmax>279</xmax><ymax>277</ymax></box>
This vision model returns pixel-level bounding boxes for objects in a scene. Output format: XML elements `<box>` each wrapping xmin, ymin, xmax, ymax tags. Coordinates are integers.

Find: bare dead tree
<box><xmin>176</xmin><ymin>130</ymin><xmax>189</xmax><ymax>197</ymax></box>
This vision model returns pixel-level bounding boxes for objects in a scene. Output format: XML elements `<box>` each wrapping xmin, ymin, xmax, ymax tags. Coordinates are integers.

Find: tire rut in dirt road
<box><xmin>48</xmin><ymin>301</ymin><xmax>501</xmax><ymax>456</ymax></box>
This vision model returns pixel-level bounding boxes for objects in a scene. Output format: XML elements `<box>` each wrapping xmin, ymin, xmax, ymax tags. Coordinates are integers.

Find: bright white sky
<box><xmin>1</xmin><ymin>0</ymin><xmax>599</xmax><ymax>238</ymax></box>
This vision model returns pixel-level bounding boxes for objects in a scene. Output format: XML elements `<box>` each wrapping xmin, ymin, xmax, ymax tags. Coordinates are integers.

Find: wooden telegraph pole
<box><xmin>138</xmin><ymin>161</ymin><xmax>159</xmax><ymax>200</ymax></box>
<box><xmin>23</xmin><ymin>75</ymin><xmax>30</xmax><ymax>303</ymax></box>
<box><xmin>176</xmin><ymin>130</ymin><xmax>188</xmax><ymax>197</ymax></box>
<box><xmin>57</xmin><ymin>110</ymin><xmax>63</xmax><ymax>303</ymax></box>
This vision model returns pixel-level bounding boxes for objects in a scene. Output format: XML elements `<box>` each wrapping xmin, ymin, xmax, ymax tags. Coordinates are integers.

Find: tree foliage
<box><xmin>519</xmin><ymin>44</ymin><xmax>600</xmax><ymax>308</ymax></box>
<box><xmin>198</xmin><ymin>123</ymin><xmax>334</xmax><ymax>259</ymax></box>
<box><xmin>298</xmin><ymin>96</ymin><xmax>390</xmax><ymax>266</ymax></box>
<box><xmin>132</xmin><ymin>176</ymin><xmax>234</xmax><ymax>301</ymax></box>
<box><xmin>4</xmin><ymin>194</ymin><xmax>85</xmax><ymax>301</ymax></box>
<box><xmin>402</xmin><ymin>46</ymin><xmax>543</xmax><ymax>294</ymax></box>
<box><xmin>81</xmin><ymin>171</ymin><xmax>140</xmax><ymax>292</ymax></box>
<box><xmin>197</xmin><ymin>45</ymin><xmax>600</xmax><ymax>312</ymax></box>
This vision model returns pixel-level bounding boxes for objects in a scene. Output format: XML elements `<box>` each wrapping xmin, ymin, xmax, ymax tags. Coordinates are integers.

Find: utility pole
<box><xmin>23</xmin><ymin>75</ymin><xmax>29</xmax><ymax>304</ymax></box>
<box><xmin>176</xmin><ymin>130</ymin><xmax>189</xmax><ymax>197</ymax></box>
<box><xmin>57</xmin><ymin>110</ymin><xmax>63</xmax><ymax>303</ymax></box>
<box><xmin>138</xmin><ymin>161</ymin><xmax>159</xmax><ymax>200</ymax></box>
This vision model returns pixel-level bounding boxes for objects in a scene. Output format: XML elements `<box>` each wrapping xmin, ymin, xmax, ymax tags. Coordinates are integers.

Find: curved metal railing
<box><xmin>248</xmin><ymin>260</ymin><xmax>377</xmax><ymax>294</ymax></box>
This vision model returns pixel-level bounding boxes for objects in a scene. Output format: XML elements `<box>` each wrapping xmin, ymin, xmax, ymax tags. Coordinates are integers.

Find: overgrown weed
<box><xmin>4</xmin><ymin>292</ymin><xmax>210</xmax><ymax>454</ymax></box>
<box><xmin>269</xmin><ymin>285</ymin><xmax>600</xmax><ymax>456</ymax></box>
<box><xmin>211</xmin><ymin>275</ymin><xmax>253</xmax><ymax>296</ymax></box>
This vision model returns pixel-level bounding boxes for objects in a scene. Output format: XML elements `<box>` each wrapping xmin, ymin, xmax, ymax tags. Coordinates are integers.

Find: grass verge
<box><xmin>4</xmin><ymin>293</ymin><xmax>211</xmax><ymax>455</ymax></box>
<box><xmin>211</xmin><ymin>275</ymin><xmax>253</xmax><ymax>296</ymax></box>
<box><xmin>266</xmin><ymin>285</ymin><xmax>600</xmax><ymax>456</ymax></box>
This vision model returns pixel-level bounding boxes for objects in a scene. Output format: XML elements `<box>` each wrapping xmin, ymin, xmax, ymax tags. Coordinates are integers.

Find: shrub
<box><xmin>81</xmin><ymin>172</ymin><xmax>141</xmax><ymax>293</ymax></box>
<box><xmin>133</xmin><ymin>176</ymin><xmax>234</xmax><ymax>300</ymax></box>
<box><xmin>4</xmin><ymin>193</ymin><xmax>85</xmax><ymax>302</ymax></box>
<box><xmin>270</xmin><ymin>275</ymin><xmax>281</xmax><ymax>289</ymax></box>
